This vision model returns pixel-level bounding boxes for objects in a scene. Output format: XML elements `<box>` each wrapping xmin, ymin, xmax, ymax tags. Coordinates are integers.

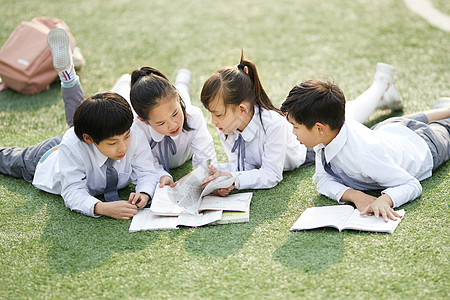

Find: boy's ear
<box><xmin>137</xmin><ymin>116</ymin><xmax>146</xmax><ymax>123</ymax></box>
<box><xmin>82</xmin><ymin>133</ymin><xmax>95</xmax><ymax>144</ymax></box>
<box><xmin>315</xmin><ymin>122</ymin><xmax>327</xmax><ymax>136</ymax></box>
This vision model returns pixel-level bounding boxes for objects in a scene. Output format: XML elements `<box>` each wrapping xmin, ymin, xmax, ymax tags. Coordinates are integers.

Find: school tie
<box><xmin>104</xmin><ymin>158</ymin><xmax>121</xmax><ymax>202</ymax></box>
<box><xmin>150</xmin><ymin>136</ymin><xmax>177</xmax><ymax>173</ymax></box>
<box><xmin>320</xmin><ymin>149</ymin><xmax>366</xmax><ymax>190</ymax></box>
<box><xmin>231</xmin><ymin>133</ymin><xmax>246</xmax><ymax>171</ymax></box>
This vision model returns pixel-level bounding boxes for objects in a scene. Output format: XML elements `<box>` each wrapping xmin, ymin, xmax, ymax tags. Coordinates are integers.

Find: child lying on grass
<box><xmin>281</xmin><ymin>80</ymin><xmax>450</xmax><ymax>221</ymax></box>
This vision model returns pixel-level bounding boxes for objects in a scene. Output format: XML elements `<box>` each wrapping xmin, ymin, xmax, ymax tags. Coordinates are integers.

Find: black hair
<box><xmin>130</xmin><ymin>66</ymin><xmax>192</xmax><ymax>131</ymax></box>
<box><xmin>73</xmin><ymin>92</ymin><xmax>133</xmax><ymax>144</ymax></box>
<box><xmin>281</xmin><ymin>80</ymin><xmax>346</xmax><ymax>130</ymax></box>
<box><xmin>200</xmin><ymin>51</ymin><xmax>281</xmax><ymax>130</ymax></box>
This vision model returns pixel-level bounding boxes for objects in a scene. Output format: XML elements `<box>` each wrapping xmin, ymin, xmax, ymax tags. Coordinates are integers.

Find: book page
<box><xmin>173</xmin><ymin>160</ymin><xmax>211</xmax><ymax>214</ymax></box>
<box><xmin>149</xmin><ymin>186</ymin><xmax>185</xmax><ymax>216</ymax></box>
<box><xmin>199</xmin><ymin>192</ymin><xmax>252</xmax><ymax>212</ymax></box>
<box><xmin>129</xmin><ymin>209</ymin><xmax>179</xmax><ymax>232</ymax></box>
<box><xmin>176</xmin><ymin>210</ymin><xmax>223</xmax><ymax>227</ymax></box>
<box><xmin>200</xmin><ymin>176</ymin><xmax>236</xmax><ymax>198</ymax></box>
<box><xmin>342</xmin><ymin>209</ymin><xmax>406</xmax><ymax>234</ymax></box>
<box><xmin>290</xmin><ymin>205</ymin><xmax>355</xmax><ymax>231</ymax></box>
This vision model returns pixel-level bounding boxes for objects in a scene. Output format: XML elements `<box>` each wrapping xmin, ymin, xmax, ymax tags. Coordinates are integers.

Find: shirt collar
<box><xmin>147</xmin><ymin>121</ymin><xmax>181</xmax><ymax>142</ymax></box>
<box><xmin>90</xmin><ymin>143</ymin><xmax>110</xmax><ymax>168</ymax></box>
<box><xmin>239</xmin><ymin>105</ymin><xmax>260</xmax><ymax>142</ymax></box>
<box><xmin>313</xmin><ymin>122</ymin><xmax>348</xmax><ymax>163</ymax></box>
<box><xmin>90</xmin><ymin>143</ymin><xmax>124</xmax><ymax>168</ymax></box>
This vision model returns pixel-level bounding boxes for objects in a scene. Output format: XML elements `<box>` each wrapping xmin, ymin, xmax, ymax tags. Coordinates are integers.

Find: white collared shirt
<box><xmin>313</xmin><ymin>119</ymin><xmax>433</xmax><ymax>207</ymax></box>
<box><xmin>217</xmin><ymin>105</ymin><xmax>307</xmax><ymax>190</ymax></box>
<box><xmin>32</xmin><ymin>127</ymin><xmax>160</xmax><ymax>217</ymax></box>
<box><xmin>132</xmin><ymin>105</ymin><xmax>217</xmax><ymax>175</ymax></box>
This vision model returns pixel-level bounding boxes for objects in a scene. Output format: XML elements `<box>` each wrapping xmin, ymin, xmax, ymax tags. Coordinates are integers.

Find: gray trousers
<box><xmin>372</xmin><ymin>112</ymin><xmax>450</xmax><ymax>172</ymax></box>
<box><xmin>0</xmin><ymin>84</ymin><xmax>84</xmax><ymax>182</ymax></box>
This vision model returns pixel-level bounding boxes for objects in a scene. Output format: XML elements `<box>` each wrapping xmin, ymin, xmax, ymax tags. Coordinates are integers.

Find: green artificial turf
<box><xmin>0</xmin><ymin>0</ymin><xmax>449</xmax><ymax>299</ymax></box>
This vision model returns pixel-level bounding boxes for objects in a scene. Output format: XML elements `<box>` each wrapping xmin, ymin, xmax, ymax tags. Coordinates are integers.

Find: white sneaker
<box><xmin>175</xmin><ymin>69</ymin><xmax>191</xmax><ymax>105</ymax></box>
<box><xmin>431</xmin><ymin>97</ymin><xmax>450</xmax><ymax>109</ymax></box>
<box><xmin>374</xmin><ymin>63</ymin><xmax>403</xmax><ymax>111</ymax></box>
<box><xmin>47</xmin><ymin>28</ymin><xmax>72</xmax><ymax>73</ymax></box>
<box><xmin>374</xmin><ymin>62</ymin><xmax>395</xmax><ymax>84</ymax></box>
<box><xmin>175</xmin><ymin>68</ymin><xmax>191</xmax><ymax>87</ymax></box>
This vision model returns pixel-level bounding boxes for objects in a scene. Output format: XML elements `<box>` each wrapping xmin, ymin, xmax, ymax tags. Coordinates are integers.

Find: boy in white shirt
<box><xmin>280</xmin><ymin>80</ymin><xmax>450</xmax><ymax>222</ymax></box>
<box><xmin>0</xmin><ymin>92</ymin><xmax>161</xmax><ymax>219</ymax></box>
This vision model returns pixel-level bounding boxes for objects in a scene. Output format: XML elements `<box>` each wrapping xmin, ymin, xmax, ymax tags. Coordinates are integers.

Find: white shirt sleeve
<box><xmin>313</xmin><ymin>153</ymin><xmax>350</xmax><ymax>204</ymax></box>
<box><xmin>313</xmin><ymin>144</ymin><xmax>423</xmax><ymax>207</ymax></box>
<box><xmin>232</xmin><ymin>119</ymin><xmax>288</xmax><ymax>190</ymax></box>
<box><xmin>58</xmin><ymin>143</ymin><xmax>101</xmax><ymax>217</ymax></box>
<box><xmin>364</xmin><ymin>148</ymin><xmax>422</xmax><ymax>207</ymax></box>
<box><xmin>129</xmin><ymin>136</ymin><xmax>162</xmax><ymax>198</ymax></box>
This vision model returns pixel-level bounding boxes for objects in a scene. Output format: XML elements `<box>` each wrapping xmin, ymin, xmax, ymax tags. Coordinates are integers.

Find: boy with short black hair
<box><xmin>0</xmin><ymin>92</ymin><xmax>161</xmax><ymax>219</ymax></box>
<box><xmin>281</xmin><ymin>79</ymin><xmax>450</xmax><ymax>221</ymax></box>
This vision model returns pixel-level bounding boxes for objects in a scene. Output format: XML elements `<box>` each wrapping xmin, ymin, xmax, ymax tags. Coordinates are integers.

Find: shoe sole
<box><xmin>47</xmin><ymin>28</ymin><xmax>71</xmax><ymax>72</ymax></box>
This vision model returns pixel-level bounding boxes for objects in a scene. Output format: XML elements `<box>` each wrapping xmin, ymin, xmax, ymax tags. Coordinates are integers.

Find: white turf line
<box><xmin>403</xmin><ymin>0</ymin><xmax>450</xmax><ymax>32</ymax></box>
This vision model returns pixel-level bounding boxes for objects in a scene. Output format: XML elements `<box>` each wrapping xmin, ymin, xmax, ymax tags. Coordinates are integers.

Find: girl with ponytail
<box><xmin>200</xmin><ymin>53</ymin><xmax>311</xmax><ymax>195</ymax></box>
<box><xmin>128</xmin><ymin>66</ymin><xmax>217</xmax><ymax>187</ymax></box>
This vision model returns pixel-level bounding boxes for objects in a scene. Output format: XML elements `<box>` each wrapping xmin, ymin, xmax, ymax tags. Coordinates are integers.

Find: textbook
<box><xmin>290</xmin><ymin>205</ymin><xmax>406</xmax><ymax>234</ymax></box>
<box><xmin>129</xmin><ymin>209</ymin><xmax>223</xmax><ymax>232</ymax></box>
<box><xmin>129</xmin><ymin>193</ymin><xmax>252</xmax><ymax>232</ymax></box>
<box><xmin>163</xmin><ymin>159</ymin><xmax>236</xmax><ymax>215</ymax></box>
<box><xmin>129</xmin><ymin>160</ymin><xmax>253</xmax><ymax>232</ymax></box>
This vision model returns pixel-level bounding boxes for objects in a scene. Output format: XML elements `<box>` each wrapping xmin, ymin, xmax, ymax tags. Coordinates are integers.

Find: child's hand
<box><xmin>211</xmin><ymin>185</ymin><xmax>235</xmax><ymax>197</ymax></box>
<box><xmin>159</xmin><ymin>175</ymin><xmax>174</xmax><ymax>188</ymax></box>
<box><xmin>128</xmin><ymin>192</ymin><xmax>150</xmax><ymax>209</ymax></box>
<box><xmin>342</xmin><ymin>189</ymin><xmax>376</xmax><ymax>212</ymax></box>
<box><xmin>202</xmin><ymin>165</ymin><xmax>232</xmax><ymax>187</ymax></box>
<box><xmin>94</xmin><ymin>201</ymin><xmax>138</xmax><ymax>220</ymax></box>
<box><xmin>360</xmin><ymin>194</ymin><xmax>402</xmax><ymax>222</ymax></box>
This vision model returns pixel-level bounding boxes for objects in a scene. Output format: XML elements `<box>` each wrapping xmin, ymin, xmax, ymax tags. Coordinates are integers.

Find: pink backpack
<box><xmin>0</xmin><ymin>17</ymin><xmax>75</xmax><ymax>94</ymax></box>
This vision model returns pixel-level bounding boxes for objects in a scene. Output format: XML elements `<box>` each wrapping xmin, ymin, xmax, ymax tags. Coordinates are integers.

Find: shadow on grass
<box><xmin>273</xmin><ymin>168</ymin><xmax>433</xmax><ymax>274</ymax></box>
<box><xmin>183</xmin><ymin>166</ymin><xmax>315</xmax><ymax>257</ymax></box>
<box><xmin>3</xmin><ymin>176</ymin><xmax>162</xmax><ymax>274</ymax></box>
<box><xmin>273</xmin><ymin>195</ymin><xmax>345</xmax><ymax>274</ymax></box>
<box><xmin>273</xmin><ymin>229</ymin><xmax>344</xmax><ymax>274</ymax></box>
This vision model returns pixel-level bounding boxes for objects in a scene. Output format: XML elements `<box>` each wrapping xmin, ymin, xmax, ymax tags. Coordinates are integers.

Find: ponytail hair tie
<box><xmin>237</xmin><ymin>64</ymin><xmax>245</xmax><ymax>71</ymax></box>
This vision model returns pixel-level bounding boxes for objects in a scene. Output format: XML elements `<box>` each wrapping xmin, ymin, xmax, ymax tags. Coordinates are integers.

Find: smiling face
<box><xmin>84</xmin><ymin>129</ymin><xmax>132</xmax><ymax>161</ymax></box>
<box><xmin>143</xmin><ymin>95</ymin><xmax>185</xmax><ymax>137</ymax></box>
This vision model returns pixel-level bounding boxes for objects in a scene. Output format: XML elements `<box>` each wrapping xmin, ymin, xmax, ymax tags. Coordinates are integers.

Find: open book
<box><xmin>169</xmin><ymin>159</ymin><xmax>236</xmax><ymax>214</ymax></box>
<box><xmin>290</xmin><ymin>205</ymin><xmax>406</xmax><ymax>234</ymax></box>
<box><xmin>129</xmin><ymin>192</ymin><xmax>252</xmax><ymax>232</ymax></box>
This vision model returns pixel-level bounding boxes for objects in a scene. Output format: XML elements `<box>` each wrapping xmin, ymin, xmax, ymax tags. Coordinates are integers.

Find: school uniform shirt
<box><xmin>32</xmin><ymin>127</ymin><xmax>161</xmax><ymax>217</ymax></box>
<box><xmin>132</xmin><ymin>104</ymin><xmax>217</xmax><ymax>174</ymax></box>
<box><xmin>313</xmin><ymin>119</ymin><xmax>434</xmax><ymax>208</ymax></box>
<box><xmin>217</xmin><ymin>105</ymin><xmax>307</xmax><ymax>190</ymax></box>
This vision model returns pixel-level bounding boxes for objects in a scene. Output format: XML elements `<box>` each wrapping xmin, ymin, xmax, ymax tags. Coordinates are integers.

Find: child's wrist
<box><xmin>379</xmin><ymin>194</ymin><xmax>393</xmax><ymax>207</ymax></box>
<box><xmin>94</xmin><ymin>201</ymin><xmax>106</xmax><ymax>216</ymax></box>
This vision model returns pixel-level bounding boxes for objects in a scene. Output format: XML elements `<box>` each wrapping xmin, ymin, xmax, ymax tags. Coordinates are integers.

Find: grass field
<box><xmin>0</xmin><ymin>0</ymin><xmax>449</xmax><ymax>299</ymax></box>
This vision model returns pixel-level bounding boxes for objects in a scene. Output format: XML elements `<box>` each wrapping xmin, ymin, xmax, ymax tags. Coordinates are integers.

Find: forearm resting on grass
<box><xmin>94</xmin><ymin>200</ymin><xmax>139</xmax><ymax>220</ymax></box>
